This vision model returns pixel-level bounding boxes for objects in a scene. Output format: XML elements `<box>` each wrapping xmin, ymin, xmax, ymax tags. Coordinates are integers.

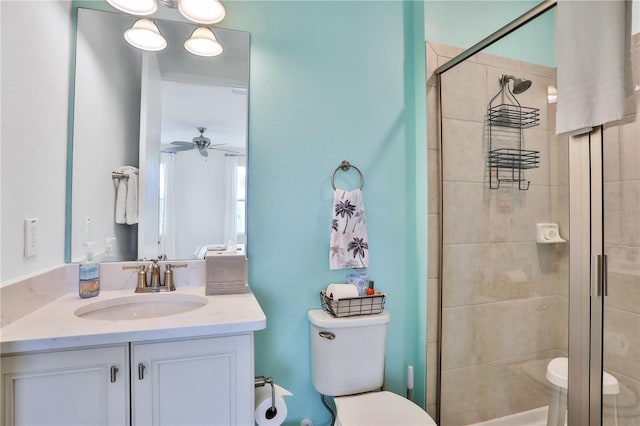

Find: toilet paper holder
<box><xmin>255</xmin><ymin>376</ymin><xmax>277</xmax><ymax>420</ymax></box>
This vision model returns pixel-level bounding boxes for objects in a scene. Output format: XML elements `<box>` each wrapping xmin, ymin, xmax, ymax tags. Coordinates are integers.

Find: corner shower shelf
<box><xmin>488</xmin><ymin>76</ymin><xmax>541</xmax><ymax>190</ymax></box>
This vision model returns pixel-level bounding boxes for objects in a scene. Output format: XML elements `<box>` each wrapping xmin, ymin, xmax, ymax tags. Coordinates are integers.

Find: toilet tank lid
<box><xmin>307</xmin><ymin>309</ymin><xmax>390</xmax><ymax>328</ymax></box>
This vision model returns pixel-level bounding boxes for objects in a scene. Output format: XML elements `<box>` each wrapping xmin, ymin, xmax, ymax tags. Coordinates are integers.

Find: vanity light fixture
<box><xmin>184</xmin><ymin>26</ymin><xmax>223</xmax><ymax>57</ymax></box>
<box><xmin>108</xmin><ymin>0</ymin><xmax>226</xmax><ymax>55</ymax></box>
<box><xmin>178</xmin><ymin>0</ymin><xmax>226</xmax><ymax>24</ymax></box>
<box><xmin>106</xmin><ymin>0</ymin><xmax>157</xmax><ymax>16</ymax></box>
<box><xmin>124</xmin><ymin>18</ymin><xmax>168</xmax><ymax>51</ymax></box>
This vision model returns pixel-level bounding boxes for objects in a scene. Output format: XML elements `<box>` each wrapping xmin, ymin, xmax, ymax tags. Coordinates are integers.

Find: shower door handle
<box><xmin>602</xmin><ymin>254</ymin><xmax>608</xmax><ymax>297</ymax></box>
<box><xmin>591</xmin><ymin>254</ymin><xmax>608</xmax><ymax>297</ymax></box>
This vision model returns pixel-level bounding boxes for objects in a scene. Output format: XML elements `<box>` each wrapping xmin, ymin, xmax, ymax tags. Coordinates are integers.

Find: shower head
<box><xmin>500</xmin><ymin>74</ymin><xmax>532</xmax><ymax>94</ymax></box>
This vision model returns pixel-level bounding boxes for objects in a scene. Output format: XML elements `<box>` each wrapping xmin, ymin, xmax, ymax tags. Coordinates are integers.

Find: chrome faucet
<box><xmin>123</xmin><ymin>260</ymin><xmax>187</xmax><ymax>293</ymax></box>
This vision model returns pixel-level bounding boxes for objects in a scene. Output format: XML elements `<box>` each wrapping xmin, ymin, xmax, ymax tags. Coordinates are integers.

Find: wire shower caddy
<box><xmin>487</xmin><ymin>75</ymin><xmax>540</xmax><ymax>190</ymax></box>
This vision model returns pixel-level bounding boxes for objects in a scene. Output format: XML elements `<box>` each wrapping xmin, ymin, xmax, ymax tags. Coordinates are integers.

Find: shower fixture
<box><xmin>500</xmin><ymin>74</ymin><xmax>532</xmax><ymax>95</ymax></box>
<box><xmin>487</xmin><ymin>74</ymin><xmax>540</xmax><ymax>190</ymax></box>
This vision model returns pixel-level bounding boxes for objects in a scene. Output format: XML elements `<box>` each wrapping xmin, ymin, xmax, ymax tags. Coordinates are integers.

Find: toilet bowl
<box><xmin>307</xmin><ymin>309</ymin><xmax>436</xmax><ymax>426</ymax></box>
<box><xmin>334</xmin><ymin>390</ymin><xmax>436</xmax><ymax>426</ymax></box>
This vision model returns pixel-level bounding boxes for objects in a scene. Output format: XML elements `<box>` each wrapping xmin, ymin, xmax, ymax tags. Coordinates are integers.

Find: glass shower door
<box><xmin>602</xmin><ymin>119</ymin><xmax>640</xmax><ymax>426</ymax></box>
<box><xmin>436</xmin><ymin>47</ymin><xmax>571</xmax><ymax>425</ymax></box>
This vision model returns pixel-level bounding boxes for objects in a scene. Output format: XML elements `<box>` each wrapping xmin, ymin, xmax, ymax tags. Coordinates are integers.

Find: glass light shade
<box><xmin>106</xmin><ymin>0</ymin><xmax>157</xmax><ymax>15</ymax></box>
<box><xmin>178</xmin><ymin>0</ymin><xmax>226</xmax><ymax>24</ymax></box>
<box><xmin>184</xmin><ymin>27</ymin><xmax>223</xmax><ymax>57</ymax></box>
<box><xmin>124</xmin><ymin>19</ymin><xmax>167</xmax><ymax>51</ymax></box>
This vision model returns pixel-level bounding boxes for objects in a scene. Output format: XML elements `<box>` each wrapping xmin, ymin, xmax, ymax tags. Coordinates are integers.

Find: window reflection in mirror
<box><xmin>68</xmin><ymin>8</ymin><xmax>249</xmax><ymax>262</ymax></box>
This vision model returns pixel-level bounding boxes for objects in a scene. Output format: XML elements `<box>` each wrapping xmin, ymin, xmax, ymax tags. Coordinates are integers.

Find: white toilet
<box><xmin>308</xmin><ymin>309</ymin><xmax>437</xmax><ymax>425</ymax></box>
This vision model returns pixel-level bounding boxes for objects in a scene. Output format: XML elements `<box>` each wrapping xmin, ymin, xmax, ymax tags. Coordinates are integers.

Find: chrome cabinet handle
<box><xmin>138</xmin><ymin>363</ymin><xmax>145</xmax><ymax>380</ymax></box>
<box><xmin>319</xmin><ymin>331</ymin><xmax>335</xmax><ymax>340</ymax></box>
<box><xmin>110</xmin><ymin>365</ymin><xmax>119</xmax><ymax>383</ymax></box>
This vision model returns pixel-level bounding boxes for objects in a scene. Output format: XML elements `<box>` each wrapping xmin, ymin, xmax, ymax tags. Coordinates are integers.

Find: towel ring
<box><xmin>331</xmin><ymin>160</ymin><xmax>364</xmax><ymax>190</ymax></box>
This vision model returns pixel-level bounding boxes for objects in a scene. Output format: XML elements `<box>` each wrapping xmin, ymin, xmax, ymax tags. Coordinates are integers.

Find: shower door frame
<box><xmin>433</xmin><ymin>1</ymin><xmax>606</xmax><ymax>424</ymax></box>
<box><xmin>568</xmin><ymin>128</ymin><xmax>605</xmax><ymax>426</ymax></box>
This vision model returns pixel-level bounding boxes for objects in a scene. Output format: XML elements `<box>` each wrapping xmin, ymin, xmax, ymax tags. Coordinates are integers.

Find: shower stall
<box><xmin>427</xmin><ymin>2</ymin><xmax>640</xmax><ymax>425</ymax></box>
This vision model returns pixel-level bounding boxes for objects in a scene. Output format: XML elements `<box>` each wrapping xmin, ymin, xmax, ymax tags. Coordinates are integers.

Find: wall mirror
<box><xmin>68</xmin><ymin>7</ymin><xmax>249</xmax><ymax>263</ymax></box>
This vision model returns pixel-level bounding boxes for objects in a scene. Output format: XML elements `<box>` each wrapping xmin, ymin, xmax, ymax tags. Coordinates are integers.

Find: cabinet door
<box><xmin>132</xmin><ymin>334</ymin><xmax>253</xmax><ymax>426</ymax></box>
<box><xmin>1</xmin><ymin>345</ymin><xmax>129</xmax><ymax>426</ymax></box>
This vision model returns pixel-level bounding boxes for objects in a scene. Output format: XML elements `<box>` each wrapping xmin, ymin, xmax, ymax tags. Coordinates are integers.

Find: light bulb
<box><xmin>124</xmin><ymin>19</ymin><xmax>167</xmax><ymax>52</ymax></box>
<box><xmin>106</xmin><ymin>0</ymin><xmax>157</xmax><ymax>16</ymax></box>
<box><xmin>184</xmin><ymin>26</ymin><xmax>223</xmax><ymax>57</ymax></box>
<box><xmin>179</xmin><ymin>0</ymin><xmax>226</xmax><ymax>24</ymax></box>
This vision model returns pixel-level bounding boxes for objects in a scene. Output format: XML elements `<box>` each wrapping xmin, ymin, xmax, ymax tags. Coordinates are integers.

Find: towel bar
<box><xmin>112</xmin><ymin>172</ymin><xmax>129</xmax><ymax>179</ymax></box>
<box><xmin>331</xmin><ymin>160</ymin><xmax>364</xmax><ymax>190</ymax></box>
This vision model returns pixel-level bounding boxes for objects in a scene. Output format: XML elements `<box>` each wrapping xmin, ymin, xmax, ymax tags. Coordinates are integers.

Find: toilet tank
<box><xmin>307</xmin><ymin>309</ymin><xmax>390</xmax><ymax>396</ymax></box>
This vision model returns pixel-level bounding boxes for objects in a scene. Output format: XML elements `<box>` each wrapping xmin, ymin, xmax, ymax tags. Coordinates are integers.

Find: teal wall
<box><xmin>71</xmin><ymin>1</ymin><xmax>426</xmax><ymax>423</ymax></box>
<box><xmin>425</xmin><ymin>0</ymin><xmax>555</xmax><ymax>66</ymax></box>
<box><xmin>223</xmin><ymin>1</ymin><xmax>427</xmax><ymax>424</ymax></box>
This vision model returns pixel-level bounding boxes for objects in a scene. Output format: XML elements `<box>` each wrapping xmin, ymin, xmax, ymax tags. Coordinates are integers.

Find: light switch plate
<box><xmin>24</xmin><ymin>218</ymin><xmax>38</xmax><ymax>258</ymax></box>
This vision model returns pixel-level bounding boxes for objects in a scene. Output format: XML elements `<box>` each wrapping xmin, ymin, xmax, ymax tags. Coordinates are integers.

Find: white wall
<box><xmin>1</xmin><ymin>1</ymin><xmax>72</xmax><ymax>284</ymax></box>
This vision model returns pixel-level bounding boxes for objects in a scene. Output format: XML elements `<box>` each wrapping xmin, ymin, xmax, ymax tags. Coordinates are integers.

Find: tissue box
<box><xmin>205</xmin><ymin>252</ymin><xmax>248</xmax><ymax>295</ymax></box>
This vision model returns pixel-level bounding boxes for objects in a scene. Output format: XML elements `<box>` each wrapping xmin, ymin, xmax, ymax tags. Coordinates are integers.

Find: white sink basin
<box><xmin>74</xmin><ymin>294</ymin><xmax>209</xmax><ymax>321</ymax></box>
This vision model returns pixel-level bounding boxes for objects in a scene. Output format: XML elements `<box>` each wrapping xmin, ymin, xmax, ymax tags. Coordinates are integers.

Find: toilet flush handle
<box><xmin>319</xmin><ymin>331</ymin><xmax>335</xmax><ymax>340</ymax></box>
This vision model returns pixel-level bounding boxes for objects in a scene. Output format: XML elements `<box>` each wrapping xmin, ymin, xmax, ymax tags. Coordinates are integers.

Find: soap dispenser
<box><xmin>79</xmin><ymin>242</ymin><xmax>100</xmax><ymax>298</ymax></box>
<box><xmin>102</xmin><ymin>237</ymin><xmax>116</xmax><ymax>262</ymax></box>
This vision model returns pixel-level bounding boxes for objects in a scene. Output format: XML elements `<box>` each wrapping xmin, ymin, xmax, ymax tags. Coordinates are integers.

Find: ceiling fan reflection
<box><xmin>162</xmin><ymin>127</ymin><xmax>238</xmax><ymax>157</ymax></box>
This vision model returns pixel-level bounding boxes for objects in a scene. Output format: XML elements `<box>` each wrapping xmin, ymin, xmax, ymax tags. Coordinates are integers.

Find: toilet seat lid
<box><xmin>334</xmin><ymin>391</ymin><xmax>436</xmax><ymax>426</ymax></box>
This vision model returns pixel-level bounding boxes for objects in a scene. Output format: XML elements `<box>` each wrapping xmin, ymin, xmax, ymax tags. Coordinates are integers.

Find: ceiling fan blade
<box><xmin>208</xmin><ymin>147</ymin><xmax>240</xmax><ymax>153</ymax></box>
<box><xmin>163</xmin><ymin>145</ymin><xmax>193</xmax><ymax>153</ymax></box>
<box><xmin>170</xmin><ymin>141</ymin><xmax>193</xmax><ymax>146</ymax></box>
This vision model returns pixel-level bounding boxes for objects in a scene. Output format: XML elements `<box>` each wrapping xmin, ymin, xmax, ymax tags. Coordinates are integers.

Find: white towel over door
<box><xmin>556</xmin><ymin>0</ymin><xmax>633</xmax><ymax>136</ymax></box>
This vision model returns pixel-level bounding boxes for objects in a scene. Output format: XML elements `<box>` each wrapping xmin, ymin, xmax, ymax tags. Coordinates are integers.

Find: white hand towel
<box><xmin>114</xmin><ymin>166</ymin><xmax>139</xmax><ymax>225</ymax></box>
<box><xmin>330</xmin><ymin>189</ymin><xmax>369</xmax><ymax>270</ymax></box>
<box><xmin>556</xmin><ymin>0</ymin><xmax>632</xmax><ymax>136</ymax></box>
<box><xmin>125</xmin><ymin>170</ymin><xmax>138</xmax><ymax>225</ymax></box>
<box><xmin>115</xmin><ymin>177</ymin><xmax>127</xmax><ymax>224</ymax></box>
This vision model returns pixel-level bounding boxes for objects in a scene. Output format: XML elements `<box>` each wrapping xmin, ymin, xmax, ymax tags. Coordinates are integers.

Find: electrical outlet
<box><xmin>24</xmin><ymin>218</ymin><xmax>38</xmax><ymax>258</ymax></box>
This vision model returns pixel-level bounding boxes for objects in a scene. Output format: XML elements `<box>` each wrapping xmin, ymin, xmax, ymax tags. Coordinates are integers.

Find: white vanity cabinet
<box><xmin>0</xmin><ymin>288</ymin><xmax>266</xmax><ymax>426</ymax></box>
<box><xmin>2</xmin><ymin>334</ymin><xmax>255</xmax><ymax>426</ymax></box>
<box><xmin>1</xmin><ymin>345</ymin><xmax>129</xmax><ymax>426</ymax></box>
<box><xmin>131</xmin><ymin>334</ymin><xmax>254</xmax><ymax>426</ymax></box>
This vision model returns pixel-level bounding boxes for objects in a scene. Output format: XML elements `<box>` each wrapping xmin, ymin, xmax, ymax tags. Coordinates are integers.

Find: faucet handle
<box><xmin>163</xmin><ymin>263</ymin><xmax>187</xmax><ymax>291</ymax></box>
<box><xmin>123</xmin><ymin>264</ymin><xmax>148</xmax><ymax>292</ymax></box>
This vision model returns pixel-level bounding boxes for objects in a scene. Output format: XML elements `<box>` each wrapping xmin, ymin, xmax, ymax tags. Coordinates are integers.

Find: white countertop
<box><xmin>0</xmin><ymin>286</ymin><xmax>266</xmax><ymax>354</ymax></box>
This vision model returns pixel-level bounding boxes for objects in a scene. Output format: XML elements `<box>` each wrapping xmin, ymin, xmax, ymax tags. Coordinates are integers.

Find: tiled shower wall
<box><xmin>426</xmin><ymin>42</ymin><xmax>568</xmax><ymax>425</ymax></box>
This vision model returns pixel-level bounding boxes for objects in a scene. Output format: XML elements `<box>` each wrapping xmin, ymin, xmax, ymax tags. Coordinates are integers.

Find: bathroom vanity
<box><xmin>0</xmin><ymin>287</ymin><xmax>266</xmax><ymax>425</ymax></box>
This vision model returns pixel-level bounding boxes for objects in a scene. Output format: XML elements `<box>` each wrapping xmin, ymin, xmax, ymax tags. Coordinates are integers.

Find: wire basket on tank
<box><xmin>320</xmin><ymin>290</ymin><xmax>386</xmax><ymax>318</ymax></box>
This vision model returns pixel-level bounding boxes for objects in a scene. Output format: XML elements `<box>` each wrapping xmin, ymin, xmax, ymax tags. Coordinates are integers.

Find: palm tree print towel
<box><xmin>330</xmin><ymin>189</ymin><xmax>369</xmax><ymax>270</ymax></box>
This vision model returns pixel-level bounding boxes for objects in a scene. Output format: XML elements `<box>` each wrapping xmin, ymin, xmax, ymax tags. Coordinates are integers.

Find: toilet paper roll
<box><xmin>254</xmin><ymin>384</ymin><xmax>292</xmax><ymax>426</ymax></box>
<box><xmin>326</xmin><ymin>283</ymin><xmax>359</xmax><ymax>300</ymax></box>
